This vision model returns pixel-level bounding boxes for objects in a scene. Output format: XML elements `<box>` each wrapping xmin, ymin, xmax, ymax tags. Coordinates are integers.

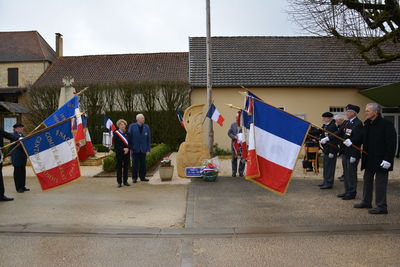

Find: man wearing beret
<box><xmin>0</xmin><ymin>126</ymin><xmax>19</xmax><ymax>201</ymax></box>
<box><xmin>338</xmin><ymin>104</ymin><xmax>363</xmax><ymax>200</ymax></box>
<box><xmin>319</xmin><ymin>112</ymin><xmax>339</xmax><ymax>189</ymax></box>
<box><xmin>10</xmin><ymin>123</ymin><xmax>29</xmax><ymax>193</ymax></box>
<box><xmin>354</xmin><ymin>103</ymin><xmax>396</xmax><ymax>214</ymax></box>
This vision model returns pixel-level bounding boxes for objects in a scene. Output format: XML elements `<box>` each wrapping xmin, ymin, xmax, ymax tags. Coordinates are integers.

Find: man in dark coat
<box><xmin>10</xmin><ymin>123</ymin><xmax>28</xmax><ymax>193</ymax></box>
<box><xmin>128</xmin><ymin>114</ymin><xmax>151</xmax><ymax>183</ymax></box>
<box><xmin>354</xmin><ymin>103</ymin><xmax>397</xmax><ymax>214</ymax></box>
<box><xmin>338</xmin><ymin>104</ymin><xmax>363</xmax><ymax>200</ymax></box>
<box><xmin>227</xmin><ymin>112</ymin><xmax>245</xmax><ymax>177</ymax></box>
<box><xmin>319</xmin><ymin>112</ymin><xmax>339</xmax><ymax>189</ymax></box>
<box><xmin>0</xmin><ymin>127</ymin><xmax>18</xmax><ymax>201</ymax></box>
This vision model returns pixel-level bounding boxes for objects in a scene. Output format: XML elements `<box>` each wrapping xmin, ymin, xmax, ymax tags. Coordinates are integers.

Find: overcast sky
<box><xmin>0</xmin><ymin>0</ymin><xmax>303</xmax><ymax>56</ymax></box>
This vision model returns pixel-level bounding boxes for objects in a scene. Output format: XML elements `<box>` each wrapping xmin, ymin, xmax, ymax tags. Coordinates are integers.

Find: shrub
<box><xmin>102</xmin><ymin>143</ymin><xmax>172</xmax><ymax>172</ymax></box>
<box><xmin>212</xmin><ymin>144</ymin><xmax>231</xmax><ymax>157</ymax></box>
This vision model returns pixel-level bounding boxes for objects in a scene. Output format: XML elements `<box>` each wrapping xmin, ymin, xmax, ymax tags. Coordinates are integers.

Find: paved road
<box><xmin>1</xmin><ymin>176</ymin><xmax>400</xmax><ymax>267</ymax></box>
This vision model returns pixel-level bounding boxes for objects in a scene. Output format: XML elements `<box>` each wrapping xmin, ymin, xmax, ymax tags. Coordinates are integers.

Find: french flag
<box><xmin>176</xmin><ymin>109</ymin><xmax>185</xmax><ymax>127</ymax></box>
<box><xmin>78</xmin><ymin>115</ymin><xmax>95</xmax><ymax>161</ymax></box>
<box><xmin>104</xmin><ymin>116</ymin><xmax>116</xmax><ymax>132</ymax></box>
<box><xmin>246</xmin><ymin>99</ymin><xmax>310</xmax><ymax>194</ymax></box>
<box><xmin>20</xmin><ymin>120</ymin><xmax>81</xmax><ymax>190</ymax></box>
<box><xmin>206</xmin><ymin>104</ymin><xmax>224</xmax><ymax>126</ymax></box>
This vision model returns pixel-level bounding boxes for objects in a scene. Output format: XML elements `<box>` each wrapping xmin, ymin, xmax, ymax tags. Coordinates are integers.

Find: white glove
<box><xmin>328</xmin><ymin>153</ymin><xmax>334</xmax><ymax>158</ymax></box>
<box><xmin>380</xmin><ymin>160</ymin><xmax>391</xmax><ymax>169</ymax></box>
<box><xmin>350</xmin><ymin>157</ymin><xmax>356</xmax><ymax>164</ymax></box>
<box><xmin>343</xmin><ymin>139</ymin><xmax>352</xmax><ymax>147</ymax></box>
<box><xmin>320</xmin><ymin>137</ymin><xmax>329</xmax><ymax>144</ymax></box>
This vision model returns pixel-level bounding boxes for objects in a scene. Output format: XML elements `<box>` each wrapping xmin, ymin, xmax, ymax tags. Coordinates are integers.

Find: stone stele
<box><xmin>176</xmin><ymin>104</ymin><xmax>210</xmax><ymax>177</ymax></box>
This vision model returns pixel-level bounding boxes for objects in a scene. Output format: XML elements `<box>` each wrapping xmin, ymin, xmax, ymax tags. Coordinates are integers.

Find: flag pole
<box><xmin>206</xmin><ymin>0</ymin><xmax>213</xmax><ymax>153</ymax></box>
<box><xmin>238</xmin><ymin>90</ymin><xmax>367</xmax><ymax>155</ymax></box>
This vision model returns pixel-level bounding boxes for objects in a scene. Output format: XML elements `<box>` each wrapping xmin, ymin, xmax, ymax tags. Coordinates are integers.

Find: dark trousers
<box><xmin>0</xmin><ymin>163</ymin><xmax>4</xmax><ymax>197</ymax></box>
<box><xmin>343</xmin><ymin>156</ymin><xmax>359</xmax><ymax>196</ymax></box>
<box><xmin>323</xmin><ymin>154</ymin><xmax>337</xmax><ymax>187</ymax></box>
<box><xmin>132</xmin><ymin>152</ymin><xmax>146</xmax><ymax>181</ymax></box>
<box><xmin>362</xmin><ymin>169</ymin><xmax>389</xmax><ymax>210</ymax></box>
<box><xmin>13</xmin><ymin>166</ymin><xmax>26</xmax><ymax>191</ymax></box>
<box><xmin>116</xmin><ymin>153</ymin><xmax>130</xmax><ymax>184</ymax></box>
<box><xmin>340</xmin><ymin>154</ymin><xmax>346</xmax><ymax>177</ymax></box>
<box><xmin>232</xmin><ymin>154</ymin><xmax>245</xmax><ymax>176</ymax></box>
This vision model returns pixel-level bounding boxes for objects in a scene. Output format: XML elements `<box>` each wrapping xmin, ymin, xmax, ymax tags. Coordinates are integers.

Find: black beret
<box><xmin>13</xmin><ymin>123</ymin><xmax>24</xmax><ymax>128</ymax></box>
<box><xmin>322</xmin><ymin>112</ymin><xmax>334</xmax><ymax>118</ymax></box>
<box><xmin>346</xmin><ymin>104</ymin><xmax>360</xmax><ymax>114</ymax></box>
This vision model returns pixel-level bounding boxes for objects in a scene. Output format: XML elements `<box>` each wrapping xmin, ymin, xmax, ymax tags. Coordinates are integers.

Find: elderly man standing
<box><xmin>335</xmin><ymin>104</ymin><xmax>363</xmax><ymax>200</ymax></box>
<box><xmin>354</xmin><ymin>103</ymin><xmax>396</xmax><ymax>214</ymax></box>
<box><xmin>228</xmin><ymin>112</ymin><xmax>245</xmax><ymax>177</ymax></box>
<box><xmin>128</xmin><ymin>114</ymin><xmax>151</xmax><ymax>183</ymax></box>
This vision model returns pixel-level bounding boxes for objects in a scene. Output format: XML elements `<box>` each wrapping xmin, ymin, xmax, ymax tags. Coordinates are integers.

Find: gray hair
<box><xmin>136</xmin><ymin>113</ymin><xmax>144</xmax><ymax>120</ymax></box>
<box><xmin>334</xmin><ymin>114</ymin><xmax>346</xmax><ymax>121</ymax></box>
<box><xmin>366</xmin><ymin>103</ymin><xmax>381</xmax><ymax>113</ymax></box>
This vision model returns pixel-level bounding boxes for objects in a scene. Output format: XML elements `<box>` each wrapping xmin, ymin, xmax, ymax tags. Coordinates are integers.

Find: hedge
<box><xmin>102</xmin><ymin>143</ymin><xmax>172</xmax><ymax>172</ymax></box>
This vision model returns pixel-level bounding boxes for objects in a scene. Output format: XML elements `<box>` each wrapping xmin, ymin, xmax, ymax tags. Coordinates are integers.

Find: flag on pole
<box><xmin>206</xmin><ymin>104</ymin><xmax>225</xmax><ymax>126</ymax></box>
<box><xmin>44</xmin><ymin>95</ymin><xmax>85</xmax><ymax>147</ymax></box>
<box><xmin>246</xmin><ymin>99</ymin><xmax>310</xmax><ymax>194</ymax></box>
<box><xmin>77</xmin><ymin>115</ymin><xmax>95</xmax><ymax>161</ymax></box>
<box><xmin>176</xmin><ymin>109</ymin><xmax>185</xmax><ymax>127</ymax></box>
<box><xmin>243</xmin><ymin>91</ymin><xmax>261</xmax><ymax>129</ymax></box>
<box><xmin>104</xmin><ymin>116</ymin><xmax>116</xmax><ymax>132</ymax></box>
<box><xmin>20</xmin><ymin>119</ymin><xmax>81</xmax><ymax>190</ymax></box>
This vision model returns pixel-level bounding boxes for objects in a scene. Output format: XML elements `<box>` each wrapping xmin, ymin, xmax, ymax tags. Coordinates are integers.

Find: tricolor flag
<box><xmin>246</xmin><ymin>99</ymin><xmax>310</xmax><ymax>194</ymax></box>
<box><xmin>243</xmin><ymin>91</ymin><xmax>261</xmax><ymax>129</ymax></box>
<box><xmin>44</xmin><ymin>95</ymin><xmax>85</xmax><ymax>148</ymax></box>
<box><xmin>176</xmin><ymin>109</ymin><xmax>185</xmax><ymax>127</ymax></box>
<box><xmin>206</xmin><ymin>104</ymin><xmax>224</xmax><ymax>126</ymax></box>
<box><xmin>20</xmin><ymin>119</ymin><xmax>81</xmax><ymax>190</ymax></box>
<box><xmin>104</xmin><ymin>116</ymin><xmax>116</xmax><ymax>132</ymax></box>
<box><xmin>77</xmin><ymin>115</ymin><xmax>95</xmax><ymax>161</ymax></box>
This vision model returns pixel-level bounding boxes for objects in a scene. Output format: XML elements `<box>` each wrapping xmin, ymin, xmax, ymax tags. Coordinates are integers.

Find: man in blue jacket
<box><xmin>128</xmin><ymin>114</ymin><xmax>151</xmax><ymax>183</ymax></box>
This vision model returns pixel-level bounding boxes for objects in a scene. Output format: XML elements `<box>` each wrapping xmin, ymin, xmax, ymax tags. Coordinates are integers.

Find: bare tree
<box><xmin>288</xmin><ymin>0</ymin><xmax>400</xmax><ymax>64</ymax></box>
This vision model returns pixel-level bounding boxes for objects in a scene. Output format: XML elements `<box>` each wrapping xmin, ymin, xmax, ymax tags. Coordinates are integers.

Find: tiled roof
<box><xmin>189</xmin><ymin>36</ymin><xmax>400</xmax><ymax>88</ymax></box>
<box><xmin>0</xmin><ymin>31</ymin><xmax>55</xmax><ymax>62</ymax></box>
<box><xmin>33</xmin><ymin>52</ymin><xmax>188</xmax><ymax>87</ymax></box>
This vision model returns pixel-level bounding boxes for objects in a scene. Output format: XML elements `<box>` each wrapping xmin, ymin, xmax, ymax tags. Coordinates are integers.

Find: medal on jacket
<box><xmin>115</xmin><ymin>130</ymin><xmax>129</xmax><ymax>146</ymax></box>
<box><xmin>345</xmin><ymin>128</ymin><xmax>352</xmax><ymax>136</ymax></box>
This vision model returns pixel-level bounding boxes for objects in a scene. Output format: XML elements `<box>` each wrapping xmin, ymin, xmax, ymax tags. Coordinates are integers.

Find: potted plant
<box><xmin>159</xmin><ymin>157</ymin><xmax>174</xmax><ymax>181</ymax></box>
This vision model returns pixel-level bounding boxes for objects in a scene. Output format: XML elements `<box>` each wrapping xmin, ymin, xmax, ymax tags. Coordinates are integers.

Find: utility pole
<box><xmin>206</xmin><ymin>0</ymin><xmax>214</xmax><ymax>153</ymax></box>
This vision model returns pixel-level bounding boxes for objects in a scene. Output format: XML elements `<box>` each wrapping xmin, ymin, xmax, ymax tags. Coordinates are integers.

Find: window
<box><xmin>329</xmin><ymin>106</ymin><xmax>345</xmax><ymax>113</ymax></box>
<box><xmin>7</xmin><ymin>68</ymin><xmax>18</xmax><ymax>86</ymax></box>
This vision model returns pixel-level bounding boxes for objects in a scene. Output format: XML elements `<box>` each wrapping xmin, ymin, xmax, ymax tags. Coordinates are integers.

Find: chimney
<box><xmin>55</xmin><ymin>33</ymin><xmax>63</xmax><ymax>57</ymax></box>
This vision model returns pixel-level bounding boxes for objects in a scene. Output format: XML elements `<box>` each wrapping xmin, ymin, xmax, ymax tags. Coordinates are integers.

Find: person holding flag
<box><xmin>113</xmin><ymin>119</ymin><xmax>130</xmax><ymax>187</ymax></box>
<box><xmin>228</xmin><ymin>111</ymin><xmax>246</xmax><ymax>177</ymax></box>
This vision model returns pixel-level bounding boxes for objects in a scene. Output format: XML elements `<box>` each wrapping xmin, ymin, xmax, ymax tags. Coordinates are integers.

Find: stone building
<box><xmin>0</xmin><ymin>31</ymin><xmax>57</xmax><ymax>131</ymax></box>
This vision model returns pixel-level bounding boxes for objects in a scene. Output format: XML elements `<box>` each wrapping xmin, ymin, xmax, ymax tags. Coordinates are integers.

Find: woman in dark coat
<box><xmin>113</xmin><ymin>119</ymin><xmax>130</xmax><ymax>187</ymax></box>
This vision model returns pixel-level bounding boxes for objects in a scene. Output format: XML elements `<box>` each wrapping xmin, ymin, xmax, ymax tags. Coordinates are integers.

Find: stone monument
<box><xmin>176</xmin><ymin>104</ymin><xmax>210</xmax><ymax>177</ymax></box>
<box><xmin>58</xmin><ymin>76</ymin><xmax>76</xmax><ymax>108</ymax></box>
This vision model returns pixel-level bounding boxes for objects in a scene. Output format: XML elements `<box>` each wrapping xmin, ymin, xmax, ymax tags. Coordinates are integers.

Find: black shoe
<box><xmin>132</xmin><ymin>180</ymin><xmax>137</xmax><ymax>183</ymax></box>
<box><xmin>318</xmin><ymin>183</ymin><xmax>325</xmax><ymax>187</ymax></box>
<box><xmin>239</xmin><ymin>173</ymin><xmax>244</xmax><ymax>177</ymax></box>
<box><xmin>320</xmin><ymin>185</ymin><xmax>332</xmax><ymax>189</ymax></box>
<box><xmin>342</xmin><ymin>194</ymin><xmax>356</xmax><ymax>200</ymax></box>
<box><xmin>23</xmin><ymin>188</ymin><xmax>30</xmax><ymax>192</ymax></box>
<box><xmin>17</xmin><ymin>189</ymin><xmax>24</xmax><ymax>193</ymax></box>
<box><xmin>354</xmin><ymin>202</ymin><xmax>372</xmax><ymax>209</ymax></box>
<box><xmin>337</xmin><ymin>193</ymin><xmax>346</xmax><ymax>198</ymax></box>
<box><xmin>232</xmin><ymin>174</ymin><xmax>236</xmax><ymax>177</ymax></box>
<box><xmin>123</xmin><ymin>182</ymin><xmax>130</xmax><ymax>186</ymax></box>
<box><xmin>0</xmin><ymin>196</ymin><xmax>14</xmax><ymax>201</ymax></box>
<box><xmin>140</xmin><ymin>178</ymin><xmax>150</xmax><ymax>182</ymax></box>
<box><xmin>368</xmin><ymin>208</ymin><xmax>388</xmax><ymax>214</ymax></box>
<box><xmin>118</xmin><ymin>184</ymin><xmax>122</xmax><ymax>188</ymax></box>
